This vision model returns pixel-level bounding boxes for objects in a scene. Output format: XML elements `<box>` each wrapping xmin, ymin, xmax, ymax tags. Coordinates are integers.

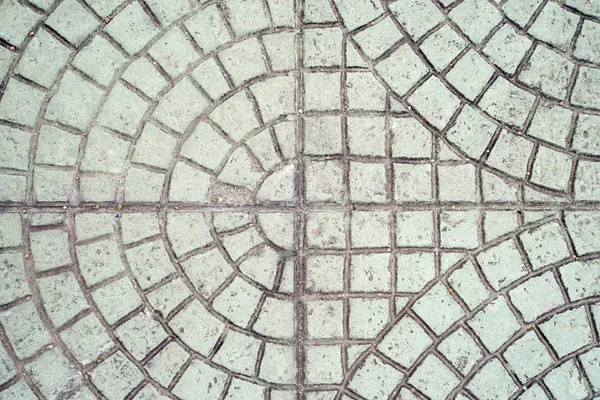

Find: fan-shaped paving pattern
<box><xmin>0</xmin><ymin>0</ymin><xmax>600</xmax><ymax>399</ymax></box>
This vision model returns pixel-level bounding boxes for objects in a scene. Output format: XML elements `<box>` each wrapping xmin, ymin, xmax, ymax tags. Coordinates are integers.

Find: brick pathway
<box><xmin>1</xmin><ymin>0</ymin><xmax>600</xmax><ymax>399</ymax></box>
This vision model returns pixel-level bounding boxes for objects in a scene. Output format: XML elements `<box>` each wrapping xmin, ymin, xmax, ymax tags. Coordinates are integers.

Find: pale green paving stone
<box><xmin>306</xmin><ymin>345</ymin><xmax>343</xmax><ymax>384</ymax></box>
<box><xmin>259</xmin><ymin>343</ymin><xmax>296</xmax><ymax>384</ymax></box>
<box><xmin>449</xmin><ymin>0</ymin><xmax>502</xmax><ymax>44</ymax></box>
<box><xmin>468</xmin><ymin>297</ymin><xmax>520</xmax><ymax>352</ymax></box>
<box><xmin>121</xmin><ymin>213</ymin><xmax>160</xmax><ymax>245</ymax></box>
<box><xmin>486</xmin><ymin>130</ymin><xmax>534</xmax><ymax>178</ymax></box>
<box><xmin>305</xmin><ymin>160</ymin><xmax>344</xmax><ymax>203</ymax></box>
<box><xmin>38</xmin><ymin>271</ymin><xmax>88</xmax><ymax>327</ymax></box>
<box><xmin>219</xmin><ymin>38</ymin><xmax>267</xmax><ymax>86</ymax></box>
<box><xmin>105</xmin><ymin>2</ymin><xmax>160</xmax><ymax>54</ymax></box>
<box><xmin>306</xmin><ymin>392</ymin><xmax>336</xmax><ymax>400</ymax></box>
<box><xmin>263</xmin><ymin>32</ymin><xmax>296</xmax><ymax>71</ymax></box>
<box><xmin>394</xmin><ymin>163</ymin><xmax>432</xmax><ymax>202</ymax></box>
<box><xmin>134</xmin><ymin>385</ymin><xmax>170</xmax><ymax>400</ymax></box>
<box><xmin>378</xmin><ymin>315</ymin><xmax>432</xmax><ymax>367</ymax></box>
<box><xmin>172</xmin><ymin>360</ymin><xmax>227</xmax><ymax>400</ymax></box>
<box><xmin>97</xmin><ymin>83</ymin><xmax>149</xmax><ymax>136</ymax></box>
<box><xmin>213</xmin><ymin>330</ymin><xmax>261</xmax><ymax>375</ymax></box>
<box><xmin>446</xmin><ymin>105</ymin><xmax>496</xmax><ymax>160</ymax></box>
<box><xmin>438</xmin><ymin>327</ymin><xmax>483</xmax><ymax>375</ymax></box>
<box><xmin>145</xmin><ymin>0</ymin><xmax>190</xmax><ymax>26</ymax></box>
<box><xmin>351</xmin><ymin>211</ymin><xmax>390</xmax><ymax>248</ymax></box>
<box><xmin>29</xmin><ymin>229</ymin><xmax>71</xmax><ymax>272</ymax></box>
<box><xmin>544</xmin><ymin>360</ymin><xmax>589</xmax><ymax>400</ymax></box>
<box><xmin>0</xmin><ymin>213</ymin><xmax>22</xmax><ymax>247</ymax></box>
<box><xmin>122</xmin><ymin>58</ymin><xmax>168</xmax><ymax>98</ymax></box>
<box><xmin>391</xmin><ymin>117</ymin><xmax>431</xmax><ymax>158</ymax></box>
<box><xmin>519</xmin><ymin>45</ymin><xmax>574</xmax><ymax>100</ymax></box>
<box><xmin>389</xmin><ymin>0</ymin><xmax>443</xmax><ymax>40</ymax></box>
<box><xmin>526</xmin><ymin>101</ymin><xmax>573</xmax><ymax>147</ymax></box>
<box><xmin>46</xmin><ymin>70</ymin><xmax>104</xmax><ymax>131</ymax></box>
<box><xmin>30</xmin><ymin>212</ymin><xmax>64</xmax><ymax>226</ymax></box>
<box><xmin>438</xmin><ymin>164</ymin><xmax>478</xmax><ymax>202</ymax></box>
<box><xmin>575</xmin><ymin>161</ymin><xmax>600</xmax><ymax>200</ymax></box>
<box><xmin>132</xmin><ymin>124</ymin><xmax>177</xmax><ymax>170</ymax></box>
<box><xmin>0</xmin><ymin>252</ymin><xmax>30</xmax><ymax>306</ymax></box>
<box><xmin>477</xmin><ymin>239</ymin><xmax>527</xmax><ymax>290</ymax></box>
<box><xmin>376</xmin><ymin>44</ymin><xmax>428</xmax><ymax>96</ymax></box>
<box><xmin>240</xmin><ymin>246</ymin><xmax>283</xmax><ymax>289</ymax></box>
<box><xmin>15</xmin><ymin>29</ymin><xmax>72</xmax><ymax>88</ymax></box>
<box><xmin>348</xmin><ymin>354</ymin><xmax>404</xmax><ymax>400</ymax></box>
<box><xmin>225</xmin><ymin>0</ymin><xmax>270</xmax><ymax>36</ymax></box>
<box><xmin>182</xmin><ymin>248</ymin><xmax>233</xmax><ymax>298</ymax></box>
<box><xmin>251</xmin><ymin>75</ymin><xmax>295</xmax><ymax>122</ymax></box>
<box><xmin>0</xmin><ymin>301</ymin><xmax>51</xmax><ymax>359</ymax></box>
<box><xmin>575</xmin><ymin>20</ymin><xmax>600</xmax><ymax>64</ymax></box>
<box><xmin>0</xmin><ymin>344</ymin><xmax>16</xmax><ymax>385</ymax></box>
<box><xmin>518</xmin><ymin>384</ymin><xmax>551</xmax><ymax>400</ymax></box>
<box><xmin>166</xmin><ymin>213</ymin><xmax>211</xmax><ymax>256</ymax></box>
<box><xmin>33</xmin><ymin>168</ymin><xmax>76</xmax><ymax>202</ymax></box>
<box><xmin>145</xmin><ymin>341</ymin><xmax>189</xmax><ymax>388</ymax></box>
<box><xmin>212</xmin><ymin>277</ymin><xmax>262</xmax><ymax>327</ymax></box>
<box><xmin>332</xmin><ymin>0</ymin><xmax>381</xmax><ymax>30</ymax></box>
<box><xmin>347</xmin><ymin>41</ymin><xmax>368</xmax><ymax>68</ymax></box>
<box><xmin>304</xmin><ymin>72</ymin><xmax>341</xmax><ymax>110</ymax></box>
<box><xmin>149</xmin><ymin>27</ymin><xmax>199</xmax><ymax>78</ymax></box>
<box><xmin>80</xmin><ymin>127</ymin><xmax>131</xmax><ymax>173</ymax></box>
<box><xmin>92</xmin><ymin>278</ymin><xmax>142</xmax><ymax>324</ymax></box>
<box><xmin>116</xmin><ymin>311</ymin><xmax>168</xmax><ymax>360</ymax></box>
<box><xmin>0</xmin><ymin>380</ymin><xmax>37</xmax><ymax>400</ymax></box>
<box><xmin>510</xmin><ymin>272</ymin><xmax>565</xmax><ymax>322</ymax></box>
<box><xmin>84</xmin><ymin>0</ymin><xmax>126</xmax><ymax>18</ymax></box>
<box><xmin>484</xmin><ymin>24</ymin><xmax>532</xmax><ymax>74</ymax></box>
<box><xmin>351</xmin><ymin>253</ymin><xmax>391</xmax><ymax>292</ymax></box>
<box><xmin>307</xmin><ymin>300</ymin><xmax>343</xmax><ymax>339</ymax></box>
<box><xmin>396</xmin><ymin>252</ymin><xmax>435</xmax><ymax>293</ymax></box>
<box><xmin>0</xmin><ymin>0</ymin><xmax>42</xmax><ymax>47</ymax></box>
<box><xmin>503</xmin><ymin>331</ymin><xmax>553</xmax><ymax>382</ymax></box>
<box><xmin>80</xmin><ymin>174</ymin><xmax>120</xmax><ymax>202</ymax></box>
<box><xmin>304</xmin><ymin>27</ymin><xmax>343</xmax><ymax>67</ymax></box>
<box><xmin>221</xmin><ymin>227</ymin><xmax>262</xmax><ymax>261</ymax></box>
<box><xmin>210</xmin><ymin>92</ymin><xmax>260</xmax><ymax>142</ymax></box>
<box><xmin>566</xmin><ymin>0</ymin><xmax>600</xmax><ymax>17</ymax></box>
<box><xmin>124</xmin><ymin>166</ymin><xmax>165</xmax><ymax>202</ymax></box>
<box><xmin>25</xmin><ymin>348</ymin><xmax>79</xmax><ymax>398</ymax></box>
<box><xmin>168</xmin><ymin>300</ymin><xmax>224</xmax><ymax>356</ymax></box>
<box><xmin>448</xmin><ymin>261</ymin><xmax>491</xmax><ymax>310</ymax></box>
<box><xmin>306</xmin><ymin>255</ymin><xmax>344</xmax><ymax>292</ymax></box>
<box><xmin>304</xmin><ymin>0</ymin><xmax>336</xmax><ymax>23</ymax></box>
<box><xmin>180</xmin><ymin>121</ymin><xmax>231</xmax><ymax>171</ymax></box>
<box><xmin>169</xmin><ymin>162</ymin><xmax>211</xmax><ymax>202</ymax></box>
<box><xmin>72</xmin><ymin>35</ymin><xmax>126</xmax><ymax>86</ymax></box>
<box><xmin>60</xmin><ymin>313</ymin><xmax>114</xmax><ymax>364</ymax></box>
<box><xmin>126</xmin><ymin>239</ymin><xmax>175</xmax><ymax>290</ymax></box>
<box><xmin>580</xmin><ymin>347</ymin><xmax>600</xmax><ymax>391</ymax></box>
<box><xmin>219</xmin><ymin>149</ymin><xmax>262</xmax><ymax>190</ymax></box>
<box><xmin>46</xmin><ymin>0</ymin><xmax>100</xmax><ymax>47</ymax></box>
<box><xmin>467</xmin><ymin>359</ymin><xmax>518</xmax><ymax>400</ymax></box>
<box><xmin>440</xmin><ymin>210</ymin><xmax>479</xmax><ymax>249</ymax></box>
<box><xmin>572</xmin><ymin>67</ymin><xmax>600</xmax><ymax>109</ymax></box>
<box><xmin>479</xmin><ymin>78</ymin><xmax>536</xmax><ymax>129</ymax></box>
<box><xmin>560</xmin><ymin>259</ymin><xmax>600</xmax><ymax>300</ymax></box>
<box><xmin>519</xmin><ymin>221</ymin><xmax>570</xmax><ymax>269</ymax></box>
<box><xmin>396</xmin><ymin>211</ymin><xmax>434</xmax><ymax>247</ymax></box>
<box><xmin>223</xmin><ymin>379</ymin><xmax>265</xmax><ymax>400</ymax></box>
<box><xmin>271</xmin><ymin>391</ymin><xmax>296</xmax><ymax>400</ymax></box>
<box><xmin>528</xmin><ymin>2</ymin><xmax>579</xmax><ymax>51</ymax></box>
<box><xmin>408</xmin><ymin>355</ymin><xmax>460</xmax><ymax>400</ymax></box>
<box><xmin>35</xmin><ymin>126</ymin><xmax>81</xmax><ymax>167</ymax></box>
<box><xmin>349</xmin><ymin>298</ymin><xmax>389</xmax><ymax>339</ymax></box>
<box><xmin>540</xmin><ymin>307</ymin><xmax>593</xmax><ymax>357</ymax></box>
<box><xmin>573</xmin><ymin>114</ymin><xmax>600</xmax><ymax>156</ymax></box>
<box><xmin>0</xmin><ymin>79</ymin><xmax>46</xmax><ymax>128</ymax></box>
<box><xmin>564</xmin><ymin>212</ymin><xmax>600</xmax><ymax>254</ymax></box>
<box><xmin>413</xmin><ymin>282</ymin><xmax>464</xmax><ymax>335</ymax></box>
<box><xmin>502</xmin><ymin>0</ymin><xmax>544</xmax><ymax>28</ymax></box>
<box><xmin>246</xmin><ymin>130</ymin><xmax>280</xmax><ymax>171</ymax></box>
<box><xmin>184</xmin><ymin>5</ymin><xmax>232</xmax><ymax>53</ymax></box>
<box><xmin>153</xmin><ymin>78</ymin><xmax>209</xmax><ymax>133</ymax></box>
<box><xmin>348</xmin><ymin>116</ymin><xmax>386</xmax><ymax>156</ymax></box>
<box><xmin>420</xmin><ymin>24</ymin><xmax>466</xmax><ymax>71</ymax></box>
<box><xmin>191</xmin><ymin>58</ymin><xmax>231</xmax><ymax>100</ymax></box>
<box><xmin>446</xmin><ymin>50</ymin><xmax>495</xmax><ymax>101</ymax></box>
<box><xmin>147</xmin><ymin>278</ymin><xmax>191</xmax><ymax>316</ymax></box>
<box><xmin>0</xmin><ymin>47</ymin><xmax>16</xmax><ymax>84</ymax></box>
<box><xmin>353</xmin><ymin>17</ymin><xmax>402</xmax><ymax>60</ymax></box>
<box><xmin>92</xmin><ymin>352</ymin><xmax>144</xmax><ymax>399</ymax></box>
<box><xmin>484</xmin><ymin>210</ymin><xmax>520</xmax><ymax>241</ymax></box>
<box><xmin>212</xmin><ymin>212</ymin><xmax>251</xmax><ymax>232</ymax></box>
<box><xmin>304</xmin><ymin>115</ymin><xmax>342</xmax><ymax>155</ymax></box>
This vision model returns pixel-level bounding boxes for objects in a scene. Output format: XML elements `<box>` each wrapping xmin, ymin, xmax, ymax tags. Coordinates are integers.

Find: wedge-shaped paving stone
<box><xmin>97</xmin><ymin>83</ymin><xmax>149</xmax><ymax>136</ymax></box>
<box><xmin>240</xmin><ymin>246</ymin><xmax>282</xmax><ymax>289</ymax></box>
<box><xmin>353</xmin><ymin>17</ymin><xmax>402</xmax><ymax>61</ymax></box>
<box><xmin>250</xmin><ymin>75</ymin><xmax>295</xmax><ymax>122</ymax></box>
<box><xmin>449</xmin><ymin>261</ymin><xmax>491</xmax><ymax>310</ymax></box>
<box><xmin>210</xmin><ymin>92</ymin><xmax>260</xmax><ymax>142</ymax></box>
<box><xmin>446</xmin><ymin>50</ymin><xmax>495</xmax><ymax>101</ymax></box>
<box><xmin>0</xmin><ymin>380</ymin><xmax>37</xmax><ymax>399</ymax></box>
<box><xmin>446</xmin><ymin>106</ymin><xmax>496</xmax><ymax>160</ymax></box>
<box><xmin>572</xmin><ymin>67</ymin><xmax>600</xmax><ymax>109</ymax></box>
<box><xmin>145</xmin><ymin>0</ymin><xmax>190</xmax><ymax>26</ymax></box>
<box><xmin>192</xmin><ymin>58</ymin><xmax>232</xmax><ymax>100</ymax></box>
<box><xmin>477</xmin><ymin>239</ymin><xmax>527</xmax><ymax>290</ymax></box>
<box><xmin>166</xmin><ymin>213</ymin><xmax>211</xmax><ymax>257</ymax></box>
<box><xmin>408</xmin><ymin>76</ymin><xmax>460</xmax><ymax>130</ymax></box>
<box><xmin>420</xmin><ymin>24</ymin><xmax>466</xmax><ymax>71</ymax></box>
<box><xmin>528</xmin><ymin>2</ymin><xmax>579</xmax><ymax>51</ymax></box>
<box><xmin>479</xmin><ymin>78</ymin><xmax>536</xmax><ymax>129</ymax></box>
<box><xmin>0</xmin><ymin>301</ymin><xmax>51</xmax><ymax>359</ymax></box>
<box><xmin>184</xmin><ymin>5</ymin><xmax>231</xmax><ymax>53</ymax></box>
<box><xmin>60</xmin><ymin>313</ymin><xmax>114</xmax><ymax>364</ymax></box>
<box><xmin>149</xmin><ymin>27</ymin><xmax>199</xmax><ymax>78</ymax></box>
<box><xmin>504</xmin><ymin>331</ymin><xmax>553</xmax><ymax>382</ymax></box>
<box><xmin>116</xmin><ymin>311</ymin><xmax>168</xmax><ymax>360</ymax></box>
<box><xmin>574</xmin><ymin>20</ymin><xmax>600</xmax><ymax>64</ymax></box>
<box><xmin>92</xmin><ymin>278</ymin><xmax>142</xmax><ymax>325</ymax></box>
<box><xmin>73</xmin><ymin>36</ymin><xmax>126</xmax><ymax>86</ymax></box>
<box><xmin>520</xmin><ymin>221</ymin><xmax>570</xmax><ymax>269</ymax></box>
<box><xmin>30</xmin><ymin>229</ymin><xmax>71</xmax><ymax>272</ymax></box>
<box><xmin>376</xmin><ymin>44</ymin><xmax>428</xmax><ymax>96</ymax></box>
<box><xmin>173</xmin><ymin>359</ymin><xmax>227</xmax><ymax>400</ymax></box>
<box><xmin>564</xmin><ymin>212</ymin><xmax>600</xmax><ymax>255</ymax></box>
<box><xmin>389</xmin><ymin>0</ymin><xmax>443</xmax><ymax>40</ymax></box>
<box><xmin>212</xmin><ymin>276</ymin><xmax>262</xmax><ymax>327</ymax></box>
<box><xmin>0</xmin><ymin>79</ymin><xmax>45</xmax><ymax>128</ymax></box>
<box><xmin>449</xmin><ymin>0</ymin><xmax>502</xmax><ymax>44</ymax></box>
<box><xmin>35</xmin><ymin>126</ymin><xmax>81</xmax><ymax>167</ymax></box>
<box><xmin>91</xmin><ymin>352</ymin><xmax>144</xmax><ymax>399</ymax></box>
<box><xmin>539</xmin><ymin>307</ymin><xmax>593</xmax><ymax>357</ymax></box>
<box><xmin>219</xmin><ymin>38</ymin><xmax>267</xmax><ymax>86</ymax></box>
<box><xmin>413</xmin><ymin>282</ymin><xmax>464</xmax><ymax>335</ymax></box>
<box><xmin>105</xmin><ymin>2</ymin><xmax>160</xmax><ymax>54</ymax></box>
<box><xmin>0</xmin><ymin>252</ymin><xmax>30</xmax><ymax>306</ymax></box>
<box><xmin>124</xmin><ymin>166</ymin><xmax>165</xmax><ymax>202</ymax></box>
<box><xmin>0</xmin><ymin>214</ymin><xmax>21</xmax><ymax>249</ymax></box>
<box><xmin>15</xmin><ymin>29</ymin><xmax>71</xmax><ymax>88</ymax></box>
<box><xmin>580</xmin><ymin>347</ymin><xmax>600</xmax><ymax>391</ymax></box>
<box><xmin>226</xmin><ymin>0</ymin><xmax>270</xmax><ymax>36</ymax></box>
<box><xmin>544</xmin><ymin>360</ymin><xmax>589</xmax><ymax>400</ymax></box>
<box><xmin>154</xmin><ymin>78</ymin><xmax>209</xmax><ymax>134</ymax></box>
<box><xmin>132</xmin><ymin>123</ymin><xmax>177</xmax><ymax>169</ymax></box>
<box><xmin>573</xmin><ymin>113</ymin><xmax>600</xmax><ymax>156</ymax></box>
<box><xmin>519</xmin><ymin>45</ymin><xmax>574</xmax><ymax>100</ymax></box>
<box><xmin>169</xmin><ymin>300</ymin><xmax>224</xmax><ymax>355</ymax></box>
<box><xmin>213</xmin><ymin>330</ymin><xmax>261</xmax><ymax>375</ymax></box>
<box><xmin>333</xmin><ymin>0</ymin><xmax>382</xmax><ymax>30</ymax></box>
<box><xmin>438</xmin><ymin>327</ymin><xmax>483</xmax><ymax>375</ymax></box>
<box><xmin>38</xmin><ymin>271</ymin><xmax>88</xmax><ymax>328</ymax></box>
<box><xmin>378</xmin><ymin>315</ymin><xmax>432</xmax><ymax>367</ymax></box>
<box><xmin>80</xmin><ymin>127</ymin><xmax>130</xmax><ymax>173</ymax></box>
<box><xmin>46</xmin><ymin>70</ymin><xmax>104</xmax><ymax>131</ymax></box>
<box><xmin>0</xmin><ymin>344</ymin><xmax>16</xmax><ymax>385</ymax></box>
<box><xmin>0</xmin><ymin>126</ymin><xmax>30</xmax><ymax>171</ymax></box>
<box><xmin>0</xmin><ymin>0</ymin><xmax>42</xmax><ymax>47</ymax></box>
<box><xmin>484</xmin><ymin>24</ymin><xmax>532</xmax><ymax>74</ymax></box>
<box><xmin>260</xmin><ymin>343</ymin><xmax>296</xmax><ymax>384</ymax></box>
<box><xmin>560</xmin><ymin>259</ymin><xmax>600</xmax><ymax>300</ymax></box>
<box><xmin>575</xmin><ymin>160</ymin><xmax>600</xmax><ymax>200</ymax></box>
<box><xmin>409</xmin><ymin>354</ymin><xmax>460</xmax><ymax>400</ymax></box>
<box><xmin>486</xmin><ymin>130</ymin><xmax>534</xmax><ymax>178</ymax></box>
<box><xmin>526</xmin><ymin>102</ymin><xmax>573</xmax><ymax>147</ymax></box>
<box><xmin>146</xmin><ymin>278</ymin><xmax>192</xmax><ymax>317</ymax></box>
<box><xmin>25</xmin><ymin>348</ymin><xmax>79</xmax><ymax>398</ymax></box>
<box><xmin>46</xmin><ymin>0</ymin><xmax>100</xmax><ymax>47</ymax></box>
<box><xmin>510</xmin><ymin>271</ymin><xmax>565</xmax><ymax>322</ymax></box>
<box><xmin>469</xmin><ymin>297</ymin><xmax>520</xmax><ymax>352</ymax></box>
<box><xmin>467</xmin><ymin>359</ymin><xmax>518</xmax><ymax>400</ymax></box>
<box><xmin>182</xmin><ymin>247</ymin><xmax>233</xmax><ymax>298</ymax></box>
<box><xmin>122</xmin><ymin>58</ymin><xmax>169</xmax><ymax>98</ymax></box>
<box><xmin>502</xmin><ymin>0</ymin><xmax>544</xmax><ymax>28</ymax></box>
<box><xmin>348</xmin><ymin>354</ymin><xmax>404</xmax><ymax>400</ymax></box>
<box><xmin>126</xmin><ymin>239</ymin><xmax>175</xmax><ymax>290</ymax></box>
<box><xmin>145</xmin><ymin>341</ymin><xmax>189</xmax><ymax>388</ymax></box>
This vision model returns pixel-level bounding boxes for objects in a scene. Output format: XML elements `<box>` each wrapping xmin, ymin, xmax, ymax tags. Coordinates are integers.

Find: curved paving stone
<box><xmin>0</xmin><ymin>0</ymin><xmax>600</xmax><ymax>399</ymax></box>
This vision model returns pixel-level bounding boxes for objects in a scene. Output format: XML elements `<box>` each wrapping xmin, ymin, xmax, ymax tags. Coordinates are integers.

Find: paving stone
<box><xmin>333</xmin><ymin>0</ymin><xmax>383</xmax><ymax>30</ymax></box>
<box><xmin>30</xmin><ymin>229</ymin><xmax>71</xmax><ymax>271</ymax></box>
<box><xmin>467</xmin><ymin>359</ymin><xmax>518</xmax><ymax>400</ymax></box>
<box><xmin>376</xmin><ymin>44</ymin><xmax>428</xmax><ymax>96</ymax></box>
<box><xmin>520</xmin><ymin>221</ymin><xmax>571</xmax><ymax>269</ymax></box>
<box><xmin>408</xmin><ymin>354</ymin><xmax>460</xmax><ymax>400</ymax></box>
<box><xmin>449</xmin><ymin>0</ymin><xmax>502</xmax><ymax>44</ymax></box>
<box><xmin>353</xmin><ymin>17</ymin><xmax>402</xmax><ymax>61</ymax></box>
<box><xmin>539</xmin><ymin>307</ymin><xmax>593</xmax><ymax>357</ymax></box>
<box><xmin>116</xmin><ymin>311</ymin><xmax>168</xmax><ymax>360</ymax></box>
<box><xmin>468</xmin><ymin>297</ymin><xmax>520</xmax><ymax>352</ymax></box>
<box><xmin>560</xmin><ymin>259</ymin><xmax>600</xmax><ymax>300</ymax></box>
<box><xmin>479</xmin><ymin>78</ymin><xmax>536</xmax><ymax>129</ymax></box>
<box><xmin>92</xmin><ymin>278</ymin><xmax>142</xmax><ymax>324</ymax></box>
<box><xmin>519</xmin><ymin>45</ymin><xmax>574</xmax><ymax>100</ymax></box>
<box><xmin>408</xmin><ymin>76</ymin><xmax>460</xmax><ymax>130</ymax></box>
<box><xmin>0</xmin><ymin>252</ymin><xmax>30</xmax><ymax>306</ymax></box>
<box><xmin>526</xmin><ymin>101</ymin><xmax>573</xmax><ymax>147</ymax></box>
<box><xmin>389</xmin><ymin>0</ymin><xmax>444</xmax><ymax>40</ymax></box>
<box><xmin>572</xmin><ymin>67</ymin><xmax>600</xmax><ymax>109</ymax></box>
<box><xmin>420</xmin><ymin>24</ymin><xmax>466</xmax><ymax>71</ymax></box>
<box><xmin>153</xmin><ymin>78</ymin><xmax>209</xmax><ymax>134</ymax></box>
<box><xmin>306</xmin><ymin>345</ymin><xmax>343</xmax><ymax>384</ymax></box>
<box><xmin>413</xmin><ymin>282</ymin><xmax>464</xmax><ymax>335</ymax></box>
<box><xmin>145</xmin><ymin>0</ymin><xmax>190</xmax><ymax>27</ymax></box>
<box><xmin>544</xmin><ymin>360</ymin><xmax>589</xmax><ymax>400</ymax></box>
<box><xmin>449</xmin><ymin>260</ymin><xmax>490</xmax><ymax>310</ymax></box>
<box><xmin>91</xmin><ymin>351</ymin><xmax>144</xmax><ymax>399</ymax></box>
<box><xmin>394</xmin><ymin>163</ymin><xmax>432</xmax><ymax>202</ymax></box>
<box><xmin>396</xmin><ymin>211</ymin><xmax>434</xmax><ymax>247</ymax></box>
<box><xmin>446</xmin><ymin>50</ymin><xmax>495</xmax><ymax>101</ymax></box>
<box><xmin>306</xmin><ymin>254</ymin><xmax>344</xmax><ymax>292</ymax></box>
<box><xmin>446</xmin><ymin>105</ymin><xmax>497</xmax><ymax>159</ymax></box>
<box><xmin>46</xmin><ymin>0</ymin><xmax>100</xmax><ymax>47</ymax></box>
<box><xmin>38</xmin><ymin>271</ymin><xmax>88</xmax><ymax>327</ymax></box>
<box><xmin>504</xmin><ymin>331</ymin><xmax>553</xmax><ymax>382</ymax></box>
<box><xmin>73</xmin><ymin>35</ymin><xmax>126</xmax><ymax>86</ymax></box>
<box><xmin>149</xmin><ymin>27</ymin><xmax>199</xmax><ymax>78</ymax></box>
<box><xmin>191</xmin><ymin>58</ymin><xmax>231</xmax><ymax>100</ymax></box>
<box><xmin>438</xmin><ymin>164</ymin><xmax>478</xmax><ymax>202</ymax></box>
<box><xmin>0</xmin><ymin>79</ymin><xmax>46</xmax><ymax>128</ymax></box>
<box><xmin>0</xmin><ymin>301</ymin><xmax>51</xmax><ymax>359</ymax></box>
<box><xmin>502</xmin><ymin>0</ymin><xmax>544</xmax><ymax>28</ymax></box>
<box><xmin>348</xmin><ymin>354</ymin><xmax>404</xmax><ymax>400</ymax></box>
<box><xmin>509</xmin><ymin>271</ymin><xmax>565</xmax><ymax>321</ymax></box>
<box><xmin>81</xmin><ymin>127</ymin><xmax>130</xmax><ymax>173</ymax></box>
<box><xmin>25</xmin><ymin>348</ymin><xmax>80</xmax><ymax>398</ymax></box>
<box><xmin>440</xmin><ymin>210</ymin><xmax>479</xmax><ymax>249</ymax></box>
<box><xmin>486</xmin><ymin>130</ymin><xmax>534</xmax><ymax>178</ymax></box>
<box><xmin>477</xmin><ymin>239</ymin><xmax>527</xmax><ymax>290</ymax></box>
<box><xmin>484</xmin><ymin>24</ymin><xmax>532</xmax><ymax>74</ymax></box>
<box><xmin>0</xmin><ymin>0</ymin><xmax>42</xmax><ymax>47</ymax></box>
<box><xmin>396</xmin><ymin>252</ymin><xmax>435</xmax><ymax>293</ymax></box>
<box><xmin>528</xmin><ymin>2</ymin><xmax>579</xmax><ymax>51</ymax></box>
<box><xmin>173</xmin><ymin>359</ymin><xmax>227</xmax><ymax>400</ymax></box>
<box><xmin>438</xmin><ymin>327</ymin><xmax>483</xmax><ymax>375</ymax></box>
<box><xmin>35</xmin><ymin>126</ymin><xmax>81</xmax><ymax>167</ymax></box>
<box><xmin>97</xmin><ymin>83</ymin><xmax>148</xmax><ymax>136</ymax></box>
